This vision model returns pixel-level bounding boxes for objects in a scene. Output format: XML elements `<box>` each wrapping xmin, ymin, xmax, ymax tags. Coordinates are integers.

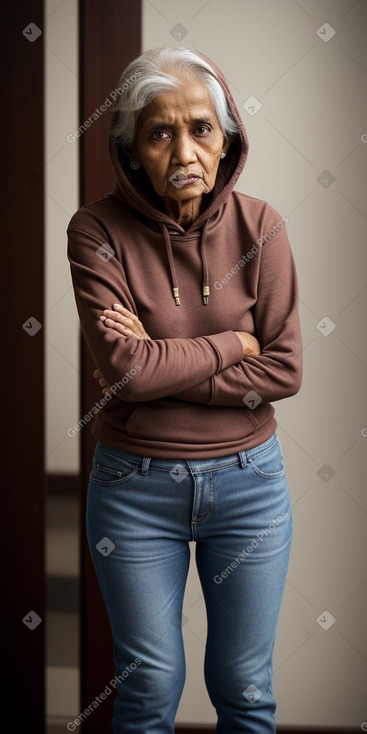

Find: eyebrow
<box><xmin>144</xmin><ymin>117</ymin><xmax>214</xmax><ymax>132</ymax></box>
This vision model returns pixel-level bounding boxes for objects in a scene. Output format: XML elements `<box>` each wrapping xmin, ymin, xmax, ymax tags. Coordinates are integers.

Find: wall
<box><xmin>142</xmin><ymin>0</ymin><xmax>367</xmax><ymax>728</ymax></box>
<box><xmin>45</xmin><ymin>0</ymin><xmax>79</xmax><ymax>474</ymax></box>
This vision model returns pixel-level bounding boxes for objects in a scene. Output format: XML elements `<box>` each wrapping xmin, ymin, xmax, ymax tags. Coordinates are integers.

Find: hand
<box><xmin>100</xmin><ymin>303</ymin><xmax>151</xmax><ymax>340</ymax></box>
<box><xmin>93</xmin><ymin>368</ymin><xmax>113</xmax><ymax>396</ymax></box>
<box><xmin>235</xmin><ymin>331</ymin><xmax>261</xmax><ymax>357</ymax></box>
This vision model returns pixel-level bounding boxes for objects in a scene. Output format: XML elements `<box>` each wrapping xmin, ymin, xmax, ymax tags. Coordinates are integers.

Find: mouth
<box><xmin>169</xmin><ymin>171</ymin><xmax>201</xmax><ymax>189</ymax></box>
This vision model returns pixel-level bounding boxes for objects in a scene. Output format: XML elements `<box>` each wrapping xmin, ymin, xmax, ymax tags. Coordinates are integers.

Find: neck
<box><xmin>161</xmin><ymin>195</ymin><xmax>203</xmax><ymax>228</ymax></box>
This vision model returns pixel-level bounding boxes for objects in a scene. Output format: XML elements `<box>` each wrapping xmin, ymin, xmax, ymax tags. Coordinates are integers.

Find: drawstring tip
<box><xmin>173</xmin><ymin>287</ymin><xmax>180</xmax><ymax>306</ymax></box>
<box><xmin>203</xmin><ymin>285</ymin><xmax>210</xmax><ymax>306</ymax></box>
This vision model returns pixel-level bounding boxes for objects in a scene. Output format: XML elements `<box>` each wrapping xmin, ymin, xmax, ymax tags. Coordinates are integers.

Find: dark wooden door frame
<box><xmin>78</xmin><ymin>2</ymin><xmax>142</xmax><ymax>731</ymax></box>
<box><xmin>2</xmin><ymin>1</ymin><xmax>45</xmax><ymax>730</ymax></box>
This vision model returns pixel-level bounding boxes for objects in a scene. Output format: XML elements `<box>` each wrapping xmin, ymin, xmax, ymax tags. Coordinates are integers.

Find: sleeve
<box><xmin>67</xmin><ymin>221</ymin><xmax>244</xmax><ymax>403</ymax></box>
<box><xmin>172</xmin><ymin>221</ymin><xmax>303</xmax><ymax>406</ymax></box>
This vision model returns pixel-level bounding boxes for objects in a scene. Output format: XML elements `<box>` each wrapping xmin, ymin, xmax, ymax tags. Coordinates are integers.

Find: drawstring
<box><xmin>162</xmin><ymin>225</ymin><xmax>181</xmax><ymax>305</ymax></box>
<box><xmin>161</xmin><ymin>222</ymin><xmax>210</xmax><ymax>307</ymax></box>
<box><xmin>200</xmin><ymin>219</ymin><xmax>210</xmax><ymax>305</ymax></box>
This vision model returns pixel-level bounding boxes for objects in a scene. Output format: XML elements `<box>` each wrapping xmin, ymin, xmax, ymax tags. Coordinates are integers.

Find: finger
<box><xmin>102</xmin><ymin>309</ymin><xmax>125</xmax><ymax>324</ymax></box>
<box><xmin>102</xmin><ymin>311</ymin><xmax>143</xmax><ymax>338</ymax></box>
<box><xmin>113</xmin><ymin>304</ymin><xmax>140</xmax><ymax>323</ymax></box>
<box><xmin>101</xmin><ymin>317</ymin><xmax>132</xmax><ymax>335</ymax></box>
<box><xmin>93</xmin><ymin>369</ymin><xmax>101</xmax><ymax>378</ymax></box>
<box><xmin>101</xmin><ymin>311</ymin><xmax>130</xmax><ymax>327</ymax></box>
<box><xmin>103</xmin><ymin>310</ymin><xmax>140</xmax><ymax>332</ymax></box>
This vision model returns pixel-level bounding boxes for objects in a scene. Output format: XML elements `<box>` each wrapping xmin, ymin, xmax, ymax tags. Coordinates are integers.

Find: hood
<box><xmin>108</xmin><ymin>50</ymin><xmax>249</xmax><ymax>305</ymax></box>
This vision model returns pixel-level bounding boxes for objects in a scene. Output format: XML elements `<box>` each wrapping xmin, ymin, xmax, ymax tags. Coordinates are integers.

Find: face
<box><xmin>133</xmin><ymin>78</ymin><xmax>228</xmax><ymax>218</ymax></box>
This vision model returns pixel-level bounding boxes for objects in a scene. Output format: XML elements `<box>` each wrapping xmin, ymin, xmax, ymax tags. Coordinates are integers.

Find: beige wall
<box><xmin>45</xmin><ymin>0</ymin><xmax>367</xmax><ymax>727</ymax></box>
<box><xmin>46</xmin><ymin>0</ymin><xmax>79</xmax><ymax>474</ymax></box>
<box><xmin>141</xmin><ymin>0</ymin><xmax>367</xmax><ymax>728</ymax></box>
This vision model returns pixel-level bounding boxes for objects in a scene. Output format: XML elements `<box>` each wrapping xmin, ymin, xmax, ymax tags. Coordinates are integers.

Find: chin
<box><xmin>172</xmin><ymin>183</ymin><xmax>206</xmax><ymax>197</ymax></box>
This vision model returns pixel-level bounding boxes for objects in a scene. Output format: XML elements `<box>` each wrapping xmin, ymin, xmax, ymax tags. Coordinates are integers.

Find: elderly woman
<box><xmin>68</xmin><ymin>46</ymin><xmax>302</xmax><ymax>734</ymax></box>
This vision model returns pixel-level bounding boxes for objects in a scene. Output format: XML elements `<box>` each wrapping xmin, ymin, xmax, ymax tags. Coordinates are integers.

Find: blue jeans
<box><xmin>87</xmin><ymin>432</ymin><xmax>292</xmax><ymax>733</ymax></box>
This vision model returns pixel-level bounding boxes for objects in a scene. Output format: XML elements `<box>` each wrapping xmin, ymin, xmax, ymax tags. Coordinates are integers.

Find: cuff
<box><xmin>206</xmin><ymin>330</ymin><xmax>244</xmax><ymax>372</ymax></box>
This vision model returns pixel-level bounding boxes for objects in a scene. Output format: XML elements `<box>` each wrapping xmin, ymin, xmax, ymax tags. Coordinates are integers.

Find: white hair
<box><xmin>111</xmin><ymin>46</ymin><xmax>239</xmax><ymax>149</ymax></box>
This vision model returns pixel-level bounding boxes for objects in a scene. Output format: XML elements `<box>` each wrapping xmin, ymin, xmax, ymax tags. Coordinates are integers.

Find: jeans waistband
<box><xmin>97</xmin><ymin>433</ymin><xmax>279</xmax><ymax>475</ymax></box>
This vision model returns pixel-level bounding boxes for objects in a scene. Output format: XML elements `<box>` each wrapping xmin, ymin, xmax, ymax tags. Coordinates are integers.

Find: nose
<box><xmin>171</xmin><ymin>133</ymin><xmax>197</xmax><ymax>166</ymax></box>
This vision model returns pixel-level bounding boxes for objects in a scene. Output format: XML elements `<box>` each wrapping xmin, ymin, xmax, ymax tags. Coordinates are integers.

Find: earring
<box><xmin>220</xmin><ymin>151</ymin><xmax>226</xmax><ymax>159</ymax></box>
<box><xmin>130</xmin><ymin>160</ymin><xmax>141</xmax><ymax>169</ymax></box>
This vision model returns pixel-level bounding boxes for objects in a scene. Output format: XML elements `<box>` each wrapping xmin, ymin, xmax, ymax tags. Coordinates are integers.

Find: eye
<box><xmin>151</xmin><ymin>130</ymin><xmax>170</xmax><ymax>140</ymax></box>
<box><xmin>195</xmin><ymin>124</ymin><xmax>211</xmax><ymax>135</ymax></box>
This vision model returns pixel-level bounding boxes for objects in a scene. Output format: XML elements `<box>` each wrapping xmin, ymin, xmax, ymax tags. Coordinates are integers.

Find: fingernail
<box><xmin>113</xmin><ymin>303</ymin><xmax>121</xmax><ymax>309</ymax></box>
<box><xmin>100</xmin><ymin>315</ymin><xmax>106</xmax><ymax>321</ymax></box>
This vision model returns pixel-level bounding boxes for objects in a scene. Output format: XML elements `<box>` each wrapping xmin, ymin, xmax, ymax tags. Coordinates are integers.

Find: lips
<box><xmin>169</xmin><ymin>170</ymin><xmax>201</xmax><ymax>189</ymax></box>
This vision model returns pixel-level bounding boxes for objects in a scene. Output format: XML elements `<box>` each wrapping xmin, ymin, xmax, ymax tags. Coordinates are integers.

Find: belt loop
<box><xmin>238</xmin><ymin>450</ymin><xmax>247</xmax><ymax>468</ymax></box>
<box><xmin>140</xmin><ymin>457</ymin><xmax>151</xmax><ymax>475</ymax></box>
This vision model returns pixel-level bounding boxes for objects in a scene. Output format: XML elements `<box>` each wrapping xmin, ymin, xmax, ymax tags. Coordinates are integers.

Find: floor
<box><xmin>46</xmin><ymin>489</ymin><xmax>80</xmax><ymax>732</ymax></box>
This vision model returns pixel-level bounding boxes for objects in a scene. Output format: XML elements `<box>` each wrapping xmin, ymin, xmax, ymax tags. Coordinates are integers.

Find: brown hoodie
<box><xmin>67</xmin><ymin>53</ymin><xmax>302</xmax><ymax>458</ymax></box>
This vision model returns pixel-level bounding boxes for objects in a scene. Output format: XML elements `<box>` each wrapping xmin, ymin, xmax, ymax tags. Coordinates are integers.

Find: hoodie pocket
<box><xmin>242</xmin><ymin>402</ymin><xmax>270</xmax><ymax>431</ymax></box>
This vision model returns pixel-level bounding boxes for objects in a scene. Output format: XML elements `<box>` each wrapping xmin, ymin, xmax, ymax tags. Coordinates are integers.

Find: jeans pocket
<box><xmin>249</xmin><ymin>437</ymin><xmax>286</xmax><ymax>480</ymax></box>
<box><xmin>90</xmin><ymin>456</ymin><xmax>139</xmax><ymax>486</ymax></box>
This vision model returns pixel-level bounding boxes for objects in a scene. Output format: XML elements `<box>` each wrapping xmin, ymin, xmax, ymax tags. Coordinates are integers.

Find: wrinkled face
<box><xmin>133</xmin><ymin>78</ymin><xmax>228</xmax><ymax>211</ymax></box>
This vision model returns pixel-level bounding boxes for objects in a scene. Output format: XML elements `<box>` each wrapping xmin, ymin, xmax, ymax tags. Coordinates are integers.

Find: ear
<box><xmin>123</xmin><ymin>146</ymin><xmax>141</xmax><ymax>170</ymax></box>
<box><xmin>222</xmin><ymin>137</ymin><xmax>231</xmax><ymax>155</ymax></box>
